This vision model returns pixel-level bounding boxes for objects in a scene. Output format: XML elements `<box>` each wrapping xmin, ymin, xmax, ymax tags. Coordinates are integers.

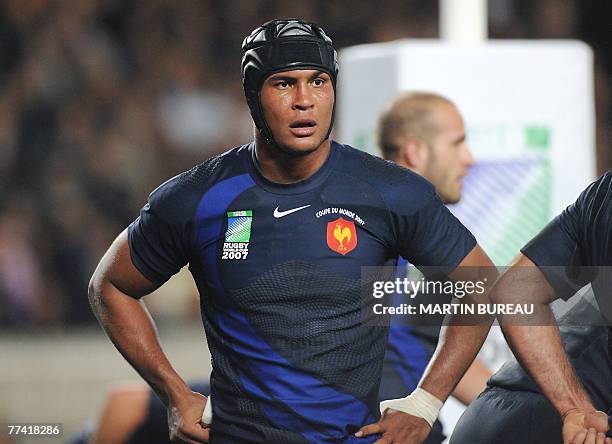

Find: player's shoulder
<box><xmin>334</xmin><ymin>142</ymin><xmax>435</xmax><ymax>192</ymax></box>
<box><xmin>146</xmin><ymin>145</ymin><xmax>249</xmax><ymax>219</ymax></box>
<box><xmin>596</xmin><ymin>170</ymin><xmax>612</xmax><ymax>183</ymax></box>
<box><xmin>333</xmin><ymin>142</ymin><xmax>437</xmax><ymax>210</ymax></box>
<box><xmin>583</xmin><ymin>170</ymin><xmax>612</xmax><ymax>203</ymax></box>
<box><xmin>575</xmin><ymin>170</ymin><xmax>612</xmax><ymax>219</ymax></box>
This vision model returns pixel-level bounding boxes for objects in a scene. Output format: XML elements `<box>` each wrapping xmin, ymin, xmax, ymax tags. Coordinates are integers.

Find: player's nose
<box><xmin>463</xmin><ymin>145</ymin><xmax>476</xmax><ymax>168</ymax></box>
<box><xmin>292</xmin><ymin>82</ymin><xmax>314</xmax><ymax>110</ymax></box>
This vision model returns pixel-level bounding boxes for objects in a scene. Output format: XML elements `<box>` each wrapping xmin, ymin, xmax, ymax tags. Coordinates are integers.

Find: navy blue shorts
<box><xmin>449</xmin><ymin>387</ymin><xmax>562</xmax><ymax>444</ymax></box>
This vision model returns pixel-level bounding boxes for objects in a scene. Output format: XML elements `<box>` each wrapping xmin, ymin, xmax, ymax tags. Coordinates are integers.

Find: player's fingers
<box><xmin>356</xmin><ymin>422</ymin><xmax>383</xmax><ymax>437</ymax></box>
<box><xmin>584</xmin><ymin>428</ymin><xmax>598</xmax><ymax>444</ymax></box>
<box><xmin>571</xmin><ymin>429</ymin><xmax>589</xmax><ymax>444</ymax></box>
<box><xmin>181</xmin><ymin>424</ymin><xmax>210</xmax><ymax>443</ymax></box>
<box><xmin>596</xmin><ymin>432</ymin><xmax>607</xmax><ymax>444</ymax></box>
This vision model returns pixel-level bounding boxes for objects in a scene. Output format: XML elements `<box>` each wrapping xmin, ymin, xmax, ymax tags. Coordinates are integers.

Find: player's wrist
<box><xmin>559</xmin><ymin>397</ymin><xmax>596</xmax><ymax>419</ymax></box>
<box><xmin>160</xmin><ymin>377</ymin><xmax>193</xmax><ymax>407</ymax></box>
<box><xmin>561</xmin><ymin>406</ymin><xmax>597</xmax><ymax>420</ymax></box>
<box><xmin>380</xmin><ymin>387</ymin><xmax>443</xmax><ymax>427</ymax></box>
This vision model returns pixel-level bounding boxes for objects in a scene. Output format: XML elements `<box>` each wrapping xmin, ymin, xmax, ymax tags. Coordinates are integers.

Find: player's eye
<box><xmin>276</xmin><ymin>80</ymin><xmax>290</xmax><ymax>88</ymax></box>
<box><xmin>312</xmin><ymin>77</ymin><xmax>325</xmax><ymax>87</ymax></box>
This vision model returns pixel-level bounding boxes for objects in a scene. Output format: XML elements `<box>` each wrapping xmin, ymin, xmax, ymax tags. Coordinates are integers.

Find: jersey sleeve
<box><xmin>391</xmin><ymin>179</ymin><xmax>476</xmax><ymax>269</ymax></box>
<box><xmin>127</xmin><ymin>176</ymin><xmax>194</xmax><ymax>286</ymax></box>
<box><xmin>521</xmin><ymin>172</ymin><xmax>611</xmax><ymax>299</ymax></box>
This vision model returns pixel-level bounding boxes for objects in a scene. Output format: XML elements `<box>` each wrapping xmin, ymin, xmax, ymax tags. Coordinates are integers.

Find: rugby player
<box><xmin>359</xmin><ymin>174</ymin><xmax>612</xmax><ymax>443</ymax></box>
<box><xmin>70</xmin><ymin>92</ymin><xmax>487</xmax><ymax>444</ymax></box>
<box><xmin>480</xmin><ymin>172</ymin><xmax>612</xmax><ymax>443</ymax></box>
<box><xmin>450</xmin><ymin>292</ymin><xmax>612</xmax><ymax>444</ymax></box>
<box><xmin>89</xmin><ymin>19</ymin><xmax>493</xmax><ymax>443</ymax></box>
<box><xmin>377</xmin><ymin>92</ymin><xmax>491</xmax><ymax>444</ymax></box>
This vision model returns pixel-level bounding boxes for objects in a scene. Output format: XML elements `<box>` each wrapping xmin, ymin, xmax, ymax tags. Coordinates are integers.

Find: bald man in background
<box><xmin>377</xmin><ymin>92</ymin><xmax>492</xmax><ymax>444</ymax></box>
<box><xmin>378</xmin><ymin>92</ymin><xmax>473</xmax><ymax>204</ymax></box>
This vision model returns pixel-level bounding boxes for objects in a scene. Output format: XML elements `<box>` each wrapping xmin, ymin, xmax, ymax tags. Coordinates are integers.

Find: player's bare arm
<box><xmin>491</xmin><ymin>253</ymin><xmax>608</xmax><ymax>443</ymax></box>
<box><xmin>418</xmin><ymin>245</ymin><xmax>496</xmax><ymax>400</ymax></box>
<box><xmin>88</xmin><ymin>230</ymin><xmax>210</xmax><ymax>444</ymax></box>
<box><xmin>357</xmin><ymin>244</ymin><xmax>497</xmax><ymax>443</ymax></box>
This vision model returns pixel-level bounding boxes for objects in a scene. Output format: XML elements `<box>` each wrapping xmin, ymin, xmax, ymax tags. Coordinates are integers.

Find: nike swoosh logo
<box><xmin>273</xmin><ymin>205</ymin><xmax>311</xmax><ymax>218</ymax></box>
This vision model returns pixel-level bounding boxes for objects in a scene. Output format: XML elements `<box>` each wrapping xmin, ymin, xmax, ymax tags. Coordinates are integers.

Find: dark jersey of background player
<box><xmin>520</xmin><ymin>171</ymin><xmax>612</xmax><ymax>357</ymax></box>
<box><xmin>127</xmin><ymin>141</ymin><xmax>476</xmax><ymax>443</ymax></box>
<box><xmin>450</xmin><ymin>293</ymin><xmax>612</xmax><ymax>444</ymax></box>
<box><xmin>378</xmin><ymin>257</ymin><xmax>450</xmax><ymax>444</ymax></box>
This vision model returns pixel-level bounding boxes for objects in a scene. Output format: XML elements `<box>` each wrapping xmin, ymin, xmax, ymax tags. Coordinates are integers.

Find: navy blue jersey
<box><xmin>488</xmin><ymin>294</ymin><xmax>612</xmax><ymax>410</ymax></box>
<box><xmin>521</xmin><ymin>171</ymin><xmax>612</xmax><ymax>358</ymax></box>
<box><xmin>128</xmin><ymin>141</ymin><xmax>476</xmax><ymax>443</ymax></box>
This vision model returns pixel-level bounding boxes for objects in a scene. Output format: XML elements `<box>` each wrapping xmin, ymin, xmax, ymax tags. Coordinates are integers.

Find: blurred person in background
<box><xmin>377</xmin><ymin>92</ymin><xmax>474</xmax><ymax>205</ymax></box>
<box><xmin>377</xmin><ymin>92</ymin><xmax>491</xmax><ymax>444</ymax></box>
<box><xmin>0</xmin><ymin>197</ymin><xmax>46</xmax><ymax>324</ymax></box>
<box><xmin>67</xmin><ymin>381</ymin><xmax>211</xmax><ymax>444</ymax></box>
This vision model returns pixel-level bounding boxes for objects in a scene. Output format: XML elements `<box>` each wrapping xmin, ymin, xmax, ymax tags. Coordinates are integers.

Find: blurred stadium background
<box><xmin>0</xmin><ymin>0</ymin><xmax>611</xmax><ymax>442</ymax></box>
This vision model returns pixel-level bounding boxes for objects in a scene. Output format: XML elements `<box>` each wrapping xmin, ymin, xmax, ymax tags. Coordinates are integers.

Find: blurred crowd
<box><xmin>0</xmin><ymin>0</ymin><xmax>610</xmax><ymax>328</ymax></box>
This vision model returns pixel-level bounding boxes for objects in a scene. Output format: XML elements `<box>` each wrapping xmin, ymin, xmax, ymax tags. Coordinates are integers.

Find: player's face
<box><xmin>260</xmin><ymin>69</ymin><xmax>334</xmax><ymax>155</ymax></box>
<box><xmin>423</xmin><ymin>104</ymin><xmax>474</xmax><ymax>204</ymax></box>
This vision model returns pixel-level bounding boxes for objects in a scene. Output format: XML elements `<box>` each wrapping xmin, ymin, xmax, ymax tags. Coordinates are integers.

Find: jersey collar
<box><xmin>245</xmin><ymin>141</ymin><xmax>339</xmax><ymax>195</ymax></box>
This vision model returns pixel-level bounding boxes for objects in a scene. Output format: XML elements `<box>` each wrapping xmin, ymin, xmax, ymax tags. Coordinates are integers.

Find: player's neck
<box><xmin>253</xmin><ymin>135</ymin><xmax>331</xmax><ymax>184</ymax></box>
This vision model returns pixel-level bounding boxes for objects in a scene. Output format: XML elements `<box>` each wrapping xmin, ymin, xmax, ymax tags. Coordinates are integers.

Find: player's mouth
<box><xmin>457</xmin><ymin>171</ymin><xmax>469</xmax><ymax>182</ymax></box>
<box><xmin>289</xmin><ymin>119</ymin><xmax>317</xmax><ymax>137</ymax></box>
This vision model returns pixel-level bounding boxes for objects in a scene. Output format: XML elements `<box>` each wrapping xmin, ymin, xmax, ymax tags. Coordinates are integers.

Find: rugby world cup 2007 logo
<box><xmin>223</xmin><ymin>210</ymin><xmax>251</xmax><ymax>260</ymax></box>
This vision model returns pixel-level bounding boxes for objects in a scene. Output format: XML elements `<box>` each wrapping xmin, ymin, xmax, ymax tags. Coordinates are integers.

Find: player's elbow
<box><xmin>87</xmin><ymin>274</ymin><xmax>98</xmax><ymax>304</ymax></box>
<box><xmin>88</xmin><ymin>269</ymin><xmax>108</xmax><ymax>319</ymax></box>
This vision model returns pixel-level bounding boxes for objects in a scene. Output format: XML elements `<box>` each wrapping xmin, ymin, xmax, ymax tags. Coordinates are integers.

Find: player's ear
<box><xmin>401</xmin><ymin>139</ymin><xmax>428</xmax><ymax>172</ymax></box>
